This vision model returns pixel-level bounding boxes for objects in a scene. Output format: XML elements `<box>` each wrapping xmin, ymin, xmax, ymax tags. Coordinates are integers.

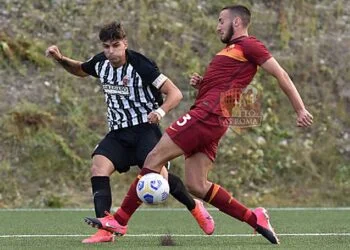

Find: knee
<box><xmin>90</xmin><ymin>164</ymin><xmax>100</xmax><ymax>176</ymax></box>
<box><xmin>146</xmin><ymin>148</ymin><xmax>160</xmax><ymax>162</ymax></box>
<box><xmin>91</xmin><ymin>164</ymin><xmax>112</xmax><ymax>176</ymax></box>
<box><xmin>144</xmin><ymin>148</ymin><xmax>162</xmax><ymax>169</ymax></box>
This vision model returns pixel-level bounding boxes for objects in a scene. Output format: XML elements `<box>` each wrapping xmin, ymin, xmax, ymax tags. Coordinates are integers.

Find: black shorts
<box><xmin>92</xmin><ymin>123</ymin><xmax>162</xmax><ymax>173</ymax></box>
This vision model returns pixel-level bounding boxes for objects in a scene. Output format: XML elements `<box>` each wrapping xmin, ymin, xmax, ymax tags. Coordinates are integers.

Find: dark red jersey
<box><xmin>193</xmin><ymin>36</ymin><xmax>272</xmax><ymax>116</ymax></box>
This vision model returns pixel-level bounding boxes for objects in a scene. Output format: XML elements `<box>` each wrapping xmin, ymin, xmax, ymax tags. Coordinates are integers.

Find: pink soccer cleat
<box><xmin>191</xmin><ymin>199</ymin><xmax>215</xmax><ymax>235</ymax></box>
<box><xmin>84</xmin><ymin>212</ymin><xmax>128</xmax><ymax>236</ymax></box>
<box><xmin>82</xmin><ymin>229</ymin><xmax>114</xmax><ymax>244</ymax></box>
<box><xmin>253</xmin><ymin>207</ymin><xmax>280</xmax><ymax>244</ymax></box>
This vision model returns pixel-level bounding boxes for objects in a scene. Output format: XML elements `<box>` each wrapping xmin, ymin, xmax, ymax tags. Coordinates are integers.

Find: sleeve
<box><xmin>128</xmin><ymin>50</ymin><xmax>168</xmax><ymax>89</ymax></box>
<box><xmin>243</xmin><ymin>38</ymin><xmax>272</xmax><ymax>66</ymax></box>
<box><xmin>81</xmin><ymin>54</ymin><xmax>100</xmax><ymax>78</ymax></box>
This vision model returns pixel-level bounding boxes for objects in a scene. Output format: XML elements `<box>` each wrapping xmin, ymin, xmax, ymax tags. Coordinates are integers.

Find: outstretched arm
<box><xmin>45</xmin><ymin>45</ymin><xmax>88</xmax><ymax>77</ymax></box>
<box><xmin>261</xmin><ymin>57</ymin><xmax>313</xmax><ymax>127</ymax></box>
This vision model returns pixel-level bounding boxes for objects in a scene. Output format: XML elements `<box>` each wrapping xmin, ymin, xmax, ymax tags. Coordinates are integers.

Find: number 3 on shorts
<box><xmin>176</xmin><ymin>114</ymin><xmax>191</xmax><ymax>127</ymax></box>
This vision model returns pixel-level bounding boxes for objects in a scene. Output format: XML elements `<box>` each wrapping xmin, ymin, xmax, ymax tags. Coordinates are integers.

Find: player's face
<box><xmin>102</xmin><ymin>39</ymin><xmax>127</xmax><ymax>67</ymax></box>
<box><xmin>217</xmin><ymin>10</ymin><xmax>234</xmax><ymax>44</ymax></box>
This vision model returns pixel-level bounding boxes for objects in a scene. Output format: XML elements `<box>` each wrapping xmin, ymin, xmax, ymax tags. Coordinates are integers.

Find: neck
<box><xmin>231</xmin><ymin>29</ymin><xmax>248</xmax><ymax>41</ymax></box>
<box><xmin>111</xmin><ymin>58</ymin><xmax>126</xmax><ymax>68</ymax></box>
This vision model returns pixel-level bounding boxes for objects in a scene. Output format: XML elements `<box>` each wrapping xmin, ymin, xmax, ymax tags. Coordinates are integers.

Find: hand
<box><xmin>296</xmin><ymin>109</ymin><xmax>313</xmax><ymax>127</ymax></box>
<box><xmin>147</xmin><ymin>111</ymin><xmax>161</xmax><ymax>124</ymax></box>
<box><xmin>45</xmin><ymin>45</ymin><xmax>63</xmax><ymax>61</ymax></box>
<box><xmin>190</xmin><ymin>73</ymin><xmax>203</xmax><ymax>89</ymax></box>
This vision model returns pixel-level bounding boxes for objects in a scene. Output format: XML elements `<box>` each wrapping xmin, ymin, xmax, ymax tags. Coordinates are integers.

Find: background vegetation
<box><xmin>0</xmin><ymin>0</ymin><xmax>349</xmax><ymax>208</ymax></box>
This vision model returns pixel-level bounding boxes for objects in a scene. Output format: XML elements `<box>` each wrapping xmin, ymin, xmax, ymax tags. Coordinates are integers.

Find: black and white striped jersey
<box><xmin>81</xmin><ymin>49</ymin><xmax>168</xmax><ymax>130</ymax></box>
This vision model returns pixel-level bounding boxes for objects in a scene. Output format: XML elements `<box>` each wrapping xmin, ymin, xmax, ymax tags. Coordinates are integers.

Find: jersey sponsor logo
<box><xmin>102</xmin><ymin>84</ymin><xmax>130</xmax><ymax>95</ymax></box>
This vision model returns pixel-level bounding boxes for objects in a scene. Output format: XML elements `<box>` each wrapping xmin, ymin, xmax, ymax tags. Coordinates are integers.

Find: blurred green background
<box><xmin>0</xmin><ymin>0</ymin><xmax>349</xmax><ymax>208</ymax></box>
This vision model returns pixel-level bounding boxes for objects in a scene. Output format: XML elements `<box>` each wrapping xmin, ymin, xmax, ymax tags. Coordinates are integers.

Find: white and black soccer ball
<box><xmin>136</xmin><ymin>173</ymin><xmax>170</xmax><ymax>205</ymax></box>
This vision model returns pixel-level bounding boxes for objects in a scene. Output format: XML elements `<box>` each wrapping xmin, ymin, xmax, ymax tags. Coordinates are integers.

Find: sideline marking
<box><xmin>1</xmin><ymin>207</ymin><xmax>350</xmax><ymax>212</ymax></box>
<box><xmin>1</xmin><ymin>233</ymin><xmax>350</xmax><ymax>238</ymax></box>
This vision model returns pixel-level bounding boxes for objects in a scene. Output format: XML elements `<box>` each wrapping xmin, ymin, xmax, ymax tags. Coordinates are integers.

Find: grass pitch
<box><xmin>0</xmin><ymin>207</ymin><xmax>349</xmax><ymax>249</ymax></box>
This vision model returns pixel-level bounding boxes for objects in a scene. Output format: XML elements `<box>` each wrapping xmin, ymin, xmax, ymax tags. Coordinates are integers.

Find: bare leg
<box><xmin>91</xmin><ymin>155</ymin><xmax>115</xmax><ymax>176</ymax></box>
<box><xmin>184</xmin><ymin>152</ymin><xmax>214</xmax><ymax>199</ymax></box>
<box><xmin>143</xmin><ymin>132</ymin><xmax>184</xmax><ymax>172</ymax></box>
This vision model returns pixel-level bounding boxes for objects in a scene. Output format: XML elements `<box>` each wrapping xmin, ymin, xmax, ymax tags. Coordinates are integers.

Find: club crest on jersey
<box><xmin>122</xmin><ymin>76</ymin><xmax>129</xmax><ymax>86</ymax></box>
<box><xmin>102</xmin><ymin>84</ymin><xmax>130</xmax><ymax>95</ymax></box>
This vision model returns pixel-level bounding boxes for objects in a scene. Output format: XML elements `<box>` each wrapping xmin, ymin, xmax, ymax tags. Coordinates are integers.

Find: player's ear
<box><xmin>123</xmin><ymin>39</ymin><xmax>128</xmax><ymax>49</ymax></box>
<box><xmin>233</xmin><ymin>17</ymin><xmax>240</xmax><ymax>27</ymax></box>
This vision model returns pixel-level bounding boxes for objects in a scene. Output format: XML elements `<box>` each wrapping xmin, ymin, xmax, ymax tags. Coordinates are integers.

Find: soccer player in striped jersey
<box><xmin>46</xmin><ymin>22</ymin><xmax>214</xmax><ymax>244</ymax></box>
<box><xmin>86</xmin><ymin>5</ymin><xmax>313</xmax><ymax>245</ymax></box>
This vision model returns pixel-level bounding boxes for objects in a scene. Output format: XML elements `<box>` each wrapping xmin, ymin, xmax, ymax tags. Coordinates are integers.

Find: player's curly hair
<box><xmin>99</xmin><ymin>21</ymin><xmax>126</xmax><ymax>42</ymax></box>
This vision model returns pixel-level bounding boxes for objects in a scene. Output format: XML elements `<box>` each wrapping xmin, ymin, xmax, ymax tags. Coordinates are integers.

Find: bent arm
<box><xmin>261</xmin><ymin>57</ymin><xmax>305</xmax><ymax>113</ymax></box>
<box><xmin>46</xmin><ymin>45</ymin><xmax>88</xmax><ymax>77</ymax></box>
<box><xmin>57</xmin><ymin>56</ymin><xmax>89</xmax><ymax>77</ymax></box>
<box><xmin>261</xmin><ymin>57</ymin><xmax>313</xmax><ymax>127</ymax></box>
<box><xmin>147</xmin><ymin>78</ymin><xmax>183</xmax><ymax>124</ymax></box>
<box><xmin>159</xmin><ymin>79</ymin><xmax>183</xmax><ymax>113</ymax></box>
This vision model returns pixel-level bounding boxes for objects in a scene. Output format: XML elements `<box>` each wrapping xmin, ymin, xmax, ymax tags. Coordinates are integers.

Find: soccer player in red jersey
<box><xmin>85</xmin><ymin>5</ymin><xmax>313</xmax><ymax>244</ymax></box>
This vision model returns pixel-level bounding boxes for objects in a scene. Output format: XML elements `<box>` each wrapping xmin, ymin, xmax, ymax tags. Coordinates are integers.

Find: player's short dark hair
<box><xmin>99</xmin><ymin>21</ymin><xmax>126</xmax><ymax>42</ymax></box>
<box><xmin>222</xmin><ymin>5</ymin><xmax>251</xmax><ymax>27</ymax></box>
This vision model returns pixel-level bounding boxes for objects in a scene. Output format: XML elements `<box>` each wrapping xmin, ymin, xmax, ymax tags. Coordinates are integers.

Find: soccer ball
<box><xmin>136</xmin><ymin>173</ymin><xmax>170</xmax><ymax>205</ymax></box>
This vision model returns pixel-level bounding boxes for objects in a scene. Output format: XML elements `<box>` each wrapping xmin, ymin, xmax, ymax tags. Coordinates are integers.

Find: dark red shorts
<box><xmin>165</xmin><ymin>108</ymin><xmax>228</xmax><ymax>162</ymax></box>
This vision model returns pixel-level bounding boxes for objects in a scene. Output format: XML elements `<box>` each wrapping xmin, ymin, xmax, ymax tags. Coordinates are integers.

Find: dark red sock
<box><xmin>204</xmin><ymin>183</ymin><xmax>257</xmax><ymax>228</ymax></box>
<box><xmin>113</xmin><ymin>168</ymin><xmax>158</xmax><ymax>226</ymax></box>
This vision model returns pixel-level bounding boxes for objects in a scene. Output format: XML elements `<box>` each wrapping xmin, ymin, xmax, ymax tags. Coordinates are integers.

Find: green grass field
<box><xmin>0</xmin><ymin>207</ymin><xmax>349</xmax><ymax>250</ymax></box>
